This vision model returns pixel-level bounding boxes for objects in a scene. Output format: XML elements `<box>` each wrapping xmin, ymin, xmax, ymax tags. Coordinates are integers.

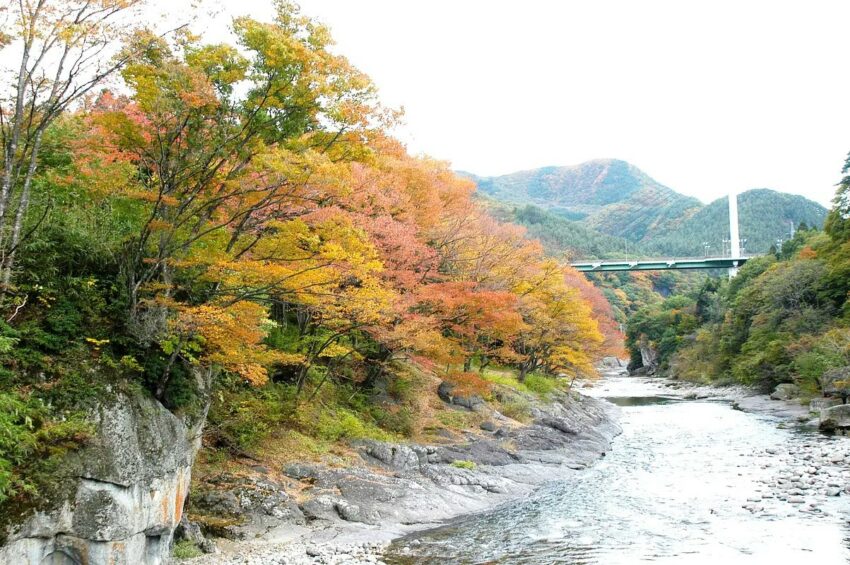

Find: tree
<box><xmin>513</xmin><ymin>260</ymin><xmax>603</xmax><ymax>380</ymax></box>
<box><xmin>825</xmin><ymin>150</ymin><xmax>850</xmax><ymax>243</ymax></box>
<box><xmin>0</xmin><ymin>0</ymin><xmax>146</xmax><ymax>294</ymax></box>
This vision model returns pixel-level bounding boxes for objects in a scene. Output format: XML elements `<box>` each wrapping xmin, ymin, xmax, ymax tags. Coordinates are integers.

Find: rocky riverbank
<box><xmin>175</xmin><ymin>372</ymin><xmax>624</xmax><ymax>565</ymax></box>
<box><xmin>592</xmin><ymin>374</ymin><xmax>850</xmax><ymax>520</ymax></box>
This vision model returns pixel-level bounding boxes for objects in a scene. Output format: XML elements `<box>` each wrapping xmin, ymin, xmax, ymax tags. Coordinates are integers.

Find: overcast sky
<box><xmin>196</xmin><ymin>0</ymin><xmax>850</xmax><ymax>206</ymax></box>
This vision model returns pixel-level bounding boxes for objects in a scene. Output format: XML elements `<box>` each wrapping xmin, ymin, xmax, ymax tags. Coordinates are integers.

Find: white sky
<box><xmin>195</xmin><ymin>0</ymin><xmax>850</xmax><ymax>206</ymax></box>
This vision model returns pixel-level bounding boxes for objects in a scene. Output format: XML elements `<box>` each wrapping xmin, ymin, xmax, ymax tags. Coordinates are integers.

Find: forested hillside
<box><xmin>464</xmin><ymin>159</ymin><xmax>701</xmax><ymax>241</ymax></box>
<box><xmin>480</xmin><ymin>199</ymin><xmax>703</xmax><ymax>329</ymax></box>
<box><xmin>0</xmin><ymin>0</ymin><xmax>620</xmax><ymax>532</ymax></box>
<box><xmin>467</xmin><ymin>161</ymin><xmax>828</xmax><ymax>257</ymax></box>
<box><xmin>481</xmin><ymin>201</ymin><xmax>645</xmax><ymax>259</ymax></box>
<box><xmin>626</xmin><ymin>157</ymin><xmax>850</xmax><ymax>397</ymax></box>
<box><xmin>648</xmin><ymin>189</ymin><xmax>829</xmax><ymax>256</ymax></box>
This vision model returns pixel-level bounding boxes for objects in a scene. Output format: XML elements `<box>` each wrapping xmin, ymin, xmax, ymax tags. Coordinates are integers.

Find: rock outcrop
<box><xmin>819</xmin><ymin>404</ymin><xmax>850</xmax><ymax>432</ymax></box>
<box><xmin>638</xmin><ymin>337</ymin><xmax>658</xmax><ymax>374</ymax></box>
<box><xmin>191</xmin><ymin>390</ymin><xmax>620</xmax><ymax>541</ymax></box>
<box><xmin>770</xmin><ymin>383</ymin><xmax>800</xmax><ymax>401</ymax></box>
<box><xmin>0</xmin><ymin>383</ymin><xmax>210</xmax><ymax>565</ymax></box>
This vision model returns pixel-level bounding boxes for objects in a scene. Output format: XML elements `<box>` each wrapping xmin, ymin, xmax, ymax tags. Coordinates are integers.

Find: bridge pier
<box><xmin>728</xmin><ymin>191</ymin><xmax>740</xmax><ymax>278</ymax></box>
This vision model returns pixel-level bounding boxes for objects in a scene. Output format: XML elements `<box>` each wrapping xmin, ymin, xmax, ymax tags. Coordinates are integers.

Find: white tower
<box><xmin>728</xmin><ymin>191</ymin><xmax>740</xmax><ymax>278</ymax></box>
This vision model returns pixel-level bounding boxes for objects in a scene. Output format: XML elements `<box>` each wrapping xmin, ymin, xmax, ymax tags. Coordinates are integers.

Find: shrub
<box><xmin>444</xmin><ymin>372</ymin><xmax>491</xmax><ymax>398</ymax></box>
<box><xmin>0</xmin><ymin>392</ymin><xmax>93</xmax><ymax>504</ymax></box>
<box><xmin>172</xmin><ymin>540</ymin><xmax>203</xmax><ymax>560</ymax></box>
<box><xmin>435</xmin><ymin>408</ymin><xmax>480</xmax><ymax>430</ymax></box>
<box><xmin>314</xmin><ymin>408</ymin><xmax>392</xmax><ymax>442</ymax></box>
<box><xmin>371</xmin><ymin>405</ymin><xmax>415</xmax><ymax>436</ymax></box>
<box><xmin>523</xmin><ymin>373</ymin><xmax>557</xmax><ymax>397</ymax></box>
<box><xmin>497</xmin><ymin>396</ymin><xmax>532</xmax><ymax>422</ymax></box>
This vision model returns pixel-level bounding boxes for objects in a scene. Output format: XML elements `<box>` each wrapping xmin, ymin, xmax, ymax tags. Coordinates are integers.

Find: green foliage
<box><xmin>627</xmin><ymin>190</ymin><xmax>850</xmax><ymax>393</ymax></box>
<box><xmin>471</xmin><ymin>162</ymin><xmax>826</xmax><ymax>257</ymax></box>
<box><xmin>824</xmin><ymin>151</ymin><xmax>850</xmax><ymax>243</ymax></box>
<box><xmin>495</xmin><ymin>395</ymin><xmax>533</xmax><ymax>423</ymax></box>
<box><xmin>451</xmin><ymin>460</ymin><xmax>476</xmax><ymax>470</ymax></box>
<box><xmin>523</xmin><ymin>373</ymin><xmax>557</xmax><ymax>397</ymax></box>
<box><xmin>314</xmin><ymin>408</ymin><xmax>393</xmax><ymax>442</ymax></box>
<box><xmin>626</xmin><ymin>295</ymin><xmax>698</xmax><ymax>370</ymax></box>
<box><xmin>0</xmin><ymin>391</ymin><xmax>92</xmax><ymax>504</ymax></box>
<box><xmin>172</xmin><ymin>540</ymin><xmax>204</xmax><ymax>560</ymax></box>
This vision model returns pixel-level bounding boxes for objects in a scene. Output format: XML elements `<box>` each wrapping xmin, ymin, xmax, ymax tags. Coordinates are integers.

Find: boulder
<box><xmin>810</xmin><ymin>397</ymin><xmax>842</xmax><ymax>413</ymax></box>
<box><xmin>173</xmin><ymin>517</ymin><xmax>216</xmax><ymax>554</ymax></box>
<box><xmin>770</xmin><ymin>383</ymin><xmax>799</xmax><ymax>401</ymax></box>
<box><xmin>601</xmin><ymin>357</ymin><xmax>624</xmax><ymax>368</ymax></box>
<box><xmin>437</xmin><ymin>381</ymin><xmax>484</xmax><ymax>410</ymax></box>
<box><xmin>190</xmin><ymin>473</ymin><xmax>305</xmax><ymax>540</ymax></box>
<box><xmin>821</xmin><ymin>367</ymin><xmax>850</xmax><ymax>398</ymax></box>
<box><xmin>819</xmin><ymin>404</ymin><xmax>850</xmax><ymax>432</ymax></box>
<box><xmin>479</xmin><ymin>421</ymin><xmax>497</xmax><ymax>432</ymax></box>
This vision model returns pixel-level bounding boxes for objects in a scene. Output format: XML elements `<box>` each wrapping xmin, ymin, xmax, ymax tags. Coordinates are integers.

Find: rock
<box><xmin>770</xmin><ymin>383</ymin><xmax>800</xmax><ymax>401</ymax></box>
<box><xmin>480</xmin><ymin>421</ymin><xmax>497</xmax><ymax>432</ymax></box>
<box><xmin>821</xmin><ymin>367</ymin><xmax>850</xmax><ymax>398</ymax></box>
<box><xmin>827</xmin><ymin>487</ymin><xmax>842</xmax><ymax>497</ymax></box>
<box><xmin>638</xmin><ymin>337</ymin><xmax>658</xmax><ymax>373</ymax></box>
<box><xmin>0</xmin><ymin>378</ymin><xmax>213</xmax><ymax>565</ymax></box>
<box><xmin>819</xmin><ymin>404</ymin><xmax>850</xmax><ymax>431</ymax></box>
<box><xmin>600</xmin><ymin>356</ymin><xmax>624</xmax><ymax>368</ymax></box>
<box><xmin>173</xmin><ymin>517</ymin><xmax>216</xmax><ymax>554</ymax></box>
<box><xmin>356</xmin><ymin>440</ymin><xmax>426</xmax><ymax>472</ymax></box>
<box><xmin>811</xmin><ymin>397</ymin><xmax>842</xmax><ymax>413</ymax></box>
<box><xmin>438</xmin><ymin>381</ymin><xmax>485</xmax><ymax>410</ymax></box>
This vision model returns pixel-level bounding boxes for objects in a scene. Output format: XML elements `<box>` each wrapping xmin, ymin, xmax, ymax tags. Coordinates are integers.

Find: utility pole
<box><xmin>728</xmin><ymin>191</ymin><xmax>741</xmax><ymax>278</ymax></box>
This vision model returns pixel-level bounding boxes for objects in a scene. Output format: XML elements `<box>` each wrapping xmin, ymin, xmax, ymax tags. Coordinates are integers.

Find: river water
<box><xmin>384</xmin><ymin>375</ymin><xmax>850</xmax><ymax>564</ymax></box>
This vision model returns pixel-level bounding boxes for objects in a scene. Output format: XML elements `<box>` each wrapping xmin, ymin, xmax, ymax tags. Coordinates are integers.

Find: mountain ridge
<box><xmin>466</xmin><ymin>160</ymin><xmax>828</xmax><ymax>257</ymax></box>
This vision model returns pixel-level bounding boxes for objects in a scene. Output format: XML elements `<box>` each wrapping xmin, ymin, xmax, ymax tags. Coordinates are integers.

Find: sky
<box><xmin>192</xmin><ymin>0</ymin><xmax>850</xmax><ymax>206</ymax></box>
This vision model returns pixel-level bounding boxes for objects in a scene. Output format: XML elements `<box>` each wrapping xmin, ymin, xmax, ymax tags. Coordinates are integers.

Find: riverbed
<box><xmin>383</xmin><ymin>375</ymin><xmax>850</xmax><ymax>564</ymax></box>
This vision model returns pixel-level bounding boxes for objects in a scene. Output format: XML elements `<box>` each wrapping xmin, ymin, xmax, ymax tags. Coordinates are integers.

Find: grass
<box><xmin>480</xmin><ymin>367</ymin><xmax>531</xmax><ymax>394</ymax></box>
<box><xmin>480</xmin><ymin>367</ymin><xmax>561</xmax><ymax>399</ymax></box>
<box><xmin>496</xmin><ymin>396</ymin><xmax>533</xmax><ymax>422</ymax></box>
<box><xmin>436</xmin><ymin>408</ymin><xmax>482</xmax><ymax>430</ymax></box>
<box><xmin>451</xmin><ymin>460</ymin><xmax>476</xmax><ymax>470</ymax></box>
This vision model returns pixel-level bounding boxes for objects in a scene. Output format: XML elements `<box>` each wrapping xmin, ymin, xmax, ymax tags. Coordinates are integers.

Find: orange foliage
<box><xmin>443</xmin><ymin>372</ymin><xmax>492</xmax><ymax>398</ymax></box>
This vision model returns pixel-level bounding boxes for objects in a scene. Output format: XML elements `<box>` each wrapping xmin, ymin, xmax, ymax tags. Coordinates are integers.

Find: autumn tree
<box><xmin>0</xmin><ymin>0</ymin><xmax>148</xmax><ymax>296</ymax></box>
<box><xmin>513</xmin><ymin>260</ymin><xmax>603</xmax><ymax>380</ymax></box>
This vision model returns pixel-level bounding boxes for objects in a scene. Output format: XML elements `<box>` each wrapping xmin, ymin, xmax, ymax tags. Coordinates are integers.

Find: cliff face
<box><xmin>0</xmin><ymin>379</ymin><xmax>210</xmax><ymax>565</ymax></box>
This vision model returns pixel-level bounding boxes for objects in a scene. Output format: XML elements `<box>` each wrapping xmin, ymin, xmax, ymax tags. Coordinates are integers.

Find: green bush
<box><xmin>206</xmin><ymin>381</ymin><xmax>296</xmax><ymax>454</ymax></box>
<box><xmin>172</xmin><ymin>540</ymin><xmax>203</xmax><ymax>559</ymax></box>
<box><xmin>0</xmin><ymin>392</ymin><xmax>93</xmax><ymax>504</ymax></box>
<box><xmin>371</xmin><ymin>405</ymin><xmax>415</xmax><ymax>436</ymax></box>
<box><xmin>523</xmin><ymin>373</ymin><xmax>557</xmax><ymax>397</ymax></box>
<box><xmin>314</xmin><ymin>408</ymin><xmax>392</xmax><ymax>442</ymax></box>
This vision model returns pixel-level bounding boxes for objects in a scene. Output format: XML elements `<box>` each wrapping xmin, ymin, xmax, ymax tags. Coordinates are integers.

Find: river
<box><xmin>383</xmin><ymin>375</ymin><xmax>850</xmax><ymax>564</ymax></box>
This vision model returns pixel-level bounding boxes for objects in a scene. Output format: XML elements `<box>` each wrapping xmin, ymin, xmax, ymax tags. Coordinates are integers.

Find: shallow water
<box><xmin>384</xmin><ymin>376</ymin><xmax>850</xmax><ymax>564</ymax></box>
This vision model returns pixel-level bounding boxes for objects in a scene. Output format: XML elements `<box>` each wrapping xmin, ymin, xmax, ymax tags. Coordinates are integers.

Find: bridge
<box><xmin>570</xmin><ymin>256</ymin><xmax>750</xmax><ymax>272</ymax></box>
<box><xmin>569</xmin><ymin>192</ymin><xmax>750</xmax><ymax>276</ymax></box>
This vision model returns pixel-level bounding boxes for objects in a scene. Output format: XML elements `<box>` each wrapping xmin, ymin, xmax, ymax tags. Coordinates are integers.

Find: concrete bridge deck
<box><xmin>570</xmin><ymin>257</ymin><xmax>751</xmax><ymax>272</ymax></box>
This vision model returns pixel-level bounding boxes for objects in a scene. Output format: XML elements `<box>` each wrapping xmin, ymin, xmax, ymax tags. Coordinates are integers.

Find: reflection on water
<box><xmin>384</xmin><ymin>376</ymin><xmax>850</xmax><ymax>565</ymax></box>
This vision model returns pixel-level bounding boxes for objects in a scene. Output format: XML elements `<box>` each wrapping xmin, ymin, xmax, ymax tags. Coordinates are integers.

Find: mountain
<box><xmin>462</xmin><ymin>159</ymin><xmax>702</xmax><ymax>241</ymax></box>
<box><xmin>467</xmin><ymin>160</ymin><xmax>828</xmax><ymax>257</ymax></box>
<box><xmin>647</xmin><ymin>189</ymin><xmax>828</xmax><ymax>256</ymax></box>
<box><xmin>480</xmin><ymin>199</ymin><xmax>647</xmax><ymax>259</ymax></box>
